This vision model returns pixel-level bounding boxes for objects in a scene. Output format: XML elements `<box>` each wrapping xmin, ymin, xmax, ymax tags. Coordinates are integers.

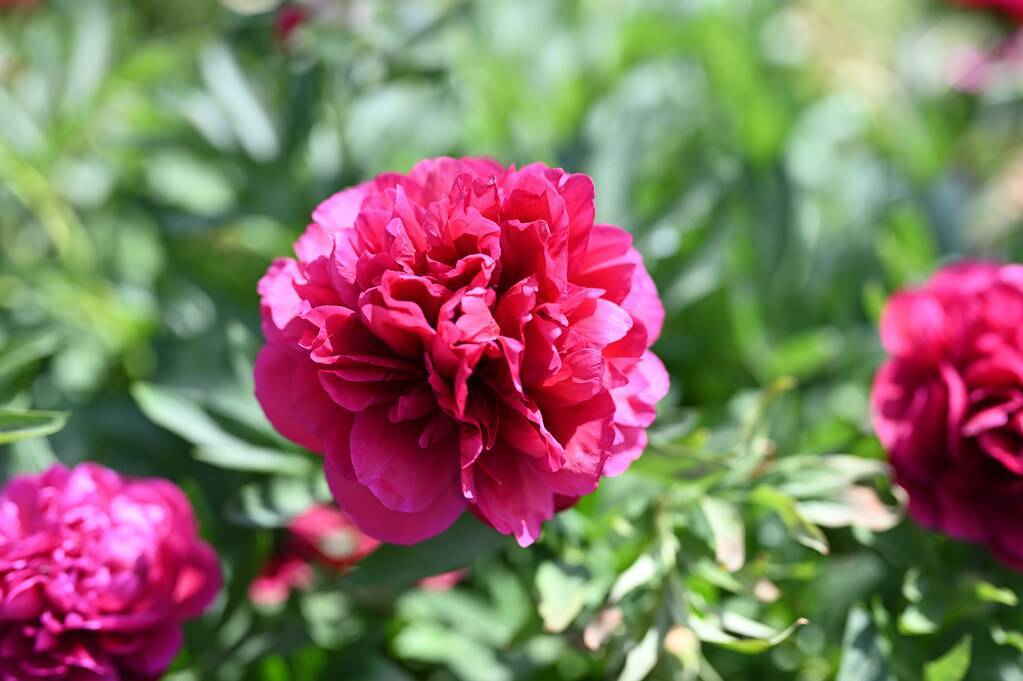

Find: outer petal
<box><xmin>254</xmin><ymin>346</ymin><xmax>325</xmax><ymax>453</ymax></box>
<box><xmin>312</xmin><ymin>184</ymin><xmax>371</xmax><ymax>233</ymax></box>
<box><xmin>325</xmin><ymin>457</ymin><xmax>465</xmax><ymax>545</ymax></box>
<box><xmin>879</xmin><ymin>290</ymin><xmax>947</xmax><ymax>361</ymax></box>
<box><xmin>348</xmin><ymin>407</ymin><xmax>459</xmax><ymax>514</ymax></box>
<box><xmin>622</xmin><ymin>253</ymin><xmax>665</xmax><ymax>346</ymax></box>
<box><xmin>471</xmin><ymin>446</ymin><xmax>556</xmax><ymax>547</ymax></box>
<box><xmin>171</xmin><ymin>542</ymin><xmax>222</xmax><ymax>620</ymax></box>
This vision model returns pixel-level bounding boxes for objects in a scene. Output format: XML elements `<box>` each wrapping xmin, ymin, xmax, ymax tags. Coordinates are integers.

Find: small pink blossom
<box><xmin>254</xmin><ymin>157</ymin><xmax>669</xmax><ymax>547</ymax></box>
<box><xmin>249</xmin><ymin>504</ymin><xmax>467</xmax><ymax>604</ymax></box>
<box><xmin>249</xmin><ymin>504</ymin><xmax>378</xmax><ymax>606</ymax></box>
<box><xmin>418</xmin><ymin>569</ymin><xmax>467</xmax><ymax>591</ymax></box>
<box><xmin>0</xmin><ymin>463</ymin><xmax>220</xmax><ymax>680</ymax></box>
<box><xmin>275</xmin><ymin>4</ymin><xmax>307</xmax><ymax>47</ymax></box>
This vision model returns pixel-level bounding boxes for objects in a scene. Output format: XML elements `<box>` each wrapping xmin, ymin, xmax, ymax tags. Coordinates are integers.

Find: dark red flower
<box><xmin>275</xmin><ymin>4</ymin><xmax>308</xmax><ymax>46</ymax></box>
<box><xmin>872</xmin><ymin>262</ymin><xmax>1023</xmax><ymax>569</ymax></box>
<box><xmin>958</xmin><ymin>0</ymin><xmax>1023</xmax><ymax>21</ymax></box>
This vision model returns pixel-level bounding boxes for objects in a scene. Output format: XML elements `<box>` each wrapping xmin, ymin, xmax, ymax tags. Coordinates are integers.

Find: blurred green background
<box><xmin>3</xmin><ymin>0</ymin><xmax>1023</xmax><ymax>679</ymax></box>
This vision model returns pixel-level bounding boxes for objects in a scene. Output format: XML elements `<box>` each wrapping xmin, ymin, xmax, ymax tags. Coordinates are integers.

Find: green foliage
<box><xmin>3</xmin><ymin>0</ymin><xmax>1023</xmax><ymax>680</ymax></box>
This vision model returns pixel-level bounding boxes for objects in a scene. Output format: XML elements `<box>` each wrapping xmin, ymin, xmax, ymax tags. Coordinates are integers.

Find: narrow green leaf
<box><xmin>836</xmin><ymin>606</ymin><xmax>894</xmax><ymax>681</ymax></box>
<box><xmin>345</xmin><ymin>515</ymin><xmax>509</xmax><ymax>587</ymax></box>
<box><xmin>0</xmin><ymin>409</ymin><xmax>69</xmax><ymax>445</ymax></box>
<box><xmin>974</xmin><ymin>581</ymin><xmax>1018</xmax><ymax>607</ymax></box>
<box><xmin>200</xmin><ymin>43</ymin><xmax>279</xmax><ymax>161</ymax></box>
<box><xmin>393</xmin><ymin>621</ymin><xmax>511</xmax><ymax>681</ymax></box>
<box><xmin>924</xmin><ymin>636</ymin><xmax>971</xmax><ymax>681</ymax></box>
<box><xmin>194</xmin><ymin>443</ymin><xmax>312</xmax><ymax>475</ymax></box>
<box><xmin>132</xmin><ymin>382</ymin><xmax>312</xmax><ymax>474</ymax></box>
<box><xmin>618</xmin><ymin>627</ymin><xmax>659</xmax><ymax>681</ymax></box>
<box><xmin>0</xmin><ymin>330</ymin><xmax>61</xmax><ymax>381</ymax></box>
<box><xmin>610</xmin><ymin>554</ymin><xmax>660</xmax><ymax>603</ymax></box>
<box><xmin>749</xmin><ymin>485</ymin><xmax>829</xmax><ymax>554</ymax></box>
<box><xmin>700</xmin><ymin>497</ymin><xmax>745</xmax><ymax>572</ymax></box>
<box><xmin>689</xmin><ymin>612</ymin><xmax>806</xmax><ymax>654</ymax></box>
<box><xmin>536</xmin><ymin>562</ymin><xmax>588</xmax><ymax>633</ymax></box>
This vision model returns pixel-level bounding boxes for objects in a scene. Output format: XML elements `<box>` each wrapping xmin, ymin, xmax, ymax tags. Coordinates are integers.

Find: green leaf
<box><xmin>610</xmin><ymin>554</ymin><xmax>660</xmax><ymax>603</ymax></box>
<box><xmin>0</xmin><ymin>409</ymin><xmax>69</xmax><ymax>444</ymax></box>
<box><xmin>0</xmin><ymin>330</ymin><xmax>61</xmax><ymax>381</ymax></box>
<box><xmin>836</xmin><ymin>606</ymin><xmax>894</xmax><ymax>681</ymax></box>
<box><xmin>688</xmin><ymin>612</ymin><xmax>806</xmax><ymax>654</ymax></box>
<box><xmin>62</xmin><ymin>0</ymin><xmax>111</xmax><ymax>110</ymax></box>
<box><xmin>200</xmin><ymin>43</ymin><xmax>279</xmax><ymax>161</ymax></box>
<box><xmin>700</xmin><ymin>497</ymin><xmax>745</xmax><ymax>572</ymax></box>
<box><xmin>924</xmin><ymin>636</ymin><xmax>971</xmax><ymax>681</ymax></box>
<box><xmin>974</xmin><ymin>581</ymin><xmax>1018</xmax><ymax>607</ymax></box>
<box><xmin>132</xmin><ymin>382</ymin><xmax>312</xmax><ymax>475</ymax></box>
<box><xmin>617</xmin><ymin>627</ymin><xmax>659</xmax><ymax>681</ymax></box>
<box><xmin>194</xmin><ymin>442</ymin><xmax>313</xmax><ymax>475</ymax></box>
<box><xmin>393</xmin><ymin>621</ymin><xmax>511</xmax><ymax>681</ymax></box>
<box><xmin>536</xmin><ymin>562</ymin><xmax>588</xmax><ymax>633</ymax></box>
<box><xmin>749</xmin><ymin>485</ymin><xmax>829</xmax><ymax>555</ymax></box>
<box><xmin>345</xmin><ymin>515</ymin><xmax>509</xmax><ymax>587</ymax></box>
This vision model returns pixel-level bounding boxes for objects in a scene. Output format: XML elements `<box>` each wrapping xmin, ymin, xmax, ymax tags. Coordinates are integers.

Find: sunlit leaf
<box><xmin>0</xmin><ymin>409</ymin><xmax>68</xmax><ymax>445</ymax></box>
<box><xmin>924</xmin><ymin>636</ymin><xmax>971</xmax><ymax>681</ymax></box>
<box><xmin>836</xmin><ymin>606</ymin><xmax>893</xmax><ymax>681</ymax></box>
<box><xmin>536</xmin><ymin>562</ymin><xmax>588</xmax><ymax>633</ymax></box>
<box><xmin>700</xmin><ymin>497</ymin><xmax>745</xmax><ymax>572</ymax></box>
<box><xmin>132</xmin><ymin>382</ymin><xmax>313</xmax><ymax>474</ymax></box>
<box><xmin>617</xmin><ymin>627</ymin><xmax>659</xmax><ymax>681</ymax></box>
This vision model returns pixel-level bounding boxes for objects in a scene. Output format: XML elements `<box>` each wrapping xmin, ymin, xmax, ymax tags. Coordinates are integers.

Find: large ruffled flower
<box><xmin>0</xmin><ymin>463</ymin><xmax>221</xmax><ymax>680</ymax></box>
<box><xmin>255</xmin><ymin>157</ymin><xmax>669</xmax><ymax>546</ymax></box>
<box><xmin>872</xmin><ymin>262</ymin><xmax>1023</xmax><ymax>569</ymax></box>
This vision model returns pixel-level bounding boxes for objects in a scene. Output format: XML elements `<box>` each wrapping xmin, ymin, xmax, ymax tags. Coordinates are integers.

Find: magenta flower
<box><xmin>958</xmin><ymin>0</ymin><xmax>1023</xmax><ymax>21</ymax></box>
<box><xmin>255</xmin><ymin>157</ymin><xmax>669</xmax><ymax>546</ymax></box>
<box><xmin>872</xmin><ymin>262</ymin><xmax>1023</xmax><ymax>569</ymax></box>
<box><xmin>249</xmin><ymin>504</ymin><xmax>379</xmax><ymax>606</ymax></box>
<box><xmin>0</xmin><ymin>463</ymin><xmax>221</xmax><ymax>680</ymax></box>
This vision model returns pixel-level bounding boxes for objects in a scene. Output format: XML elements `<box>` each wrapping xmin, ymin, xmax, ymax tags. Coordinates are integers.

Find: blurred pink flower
<box><xmin>949</xmin><ymin>29</ymin><xmax>1023</xmax><ymax>92</ymax></box>
<box><xmin>248</xmin><ymin>504</ymin><xmax>466</xmax><ymax>604</ymax></box>
<box><xmin>0</xmin><ymin>463</ymin><xmax>221</xmax><ymax>680</ymax></box>
<box><xmin>249</xmin><ymin>504</ymin><xmax>378</xmax><ymax>606</ymax></box>
<box><xmin>872</xmin><ymin>262</ymin><xmax>1023</xmax><ymax>569</ymax></box>
<box><xmin>418</xmin><ymin>569</ymin><xmax>467</xmax><ymax>591</ymax></box>
<box><xmin>254</xmin><ymin>157</ymin><xmax>668</xmax><ymax>547</ymax></box>
<box><xmin>275</xmin><ymin>4</ymin><xmax>307</xmax><ymax>47</ymax></box>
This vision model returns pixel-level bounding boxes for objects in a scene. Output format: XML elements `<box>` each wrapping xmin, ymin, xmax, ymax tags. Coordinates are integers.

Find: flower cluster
<box><xmin>0</xmin><ymin>463</ymin><xmax>220</xmax><ymax>681</ymax></box>
<box><xmin>872</xmin><ymin>262</ymin><xmax>1023</xmax><ymax>569</ymax></box>
<box><xmin>249</xmin><ymin>504</ymin><xmax>464</xmax><ymax>605</ymax></box>
<box><xmin>254</xmin><ymin>157</ymin><xmax>669</xmax><ymax>546</ymax></box>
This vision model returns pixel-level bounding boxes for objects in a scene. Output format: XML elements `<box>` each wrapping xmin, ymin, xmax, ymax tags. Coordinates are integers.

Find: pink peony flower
<box><xmin>275</xmin><ymin>4</ymin><xmax>308</xmax><ymax>47</ymax></box>
<box><xmin>254</xmin><ymin>157</ymin><xmax>668</xmax><ymax>547</ymax></box>
<box><xmin>0</xmin><ymin>463</ymin><xmax>221</xmax><ymax>680</ymax></box>
<box><xmin>872</xmin><ymin>262</ymin><xmax>1023</xmax><ymax>569</ymax></box>
<box><xmin>417</xmin><ymin>569</ymin><xmax>467</xmax><ymax>591</ymax></box>
<box><xmin>249</xmin><ymin>504</ymin><xmax>378</xmax><ymax>606</ymax></box>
